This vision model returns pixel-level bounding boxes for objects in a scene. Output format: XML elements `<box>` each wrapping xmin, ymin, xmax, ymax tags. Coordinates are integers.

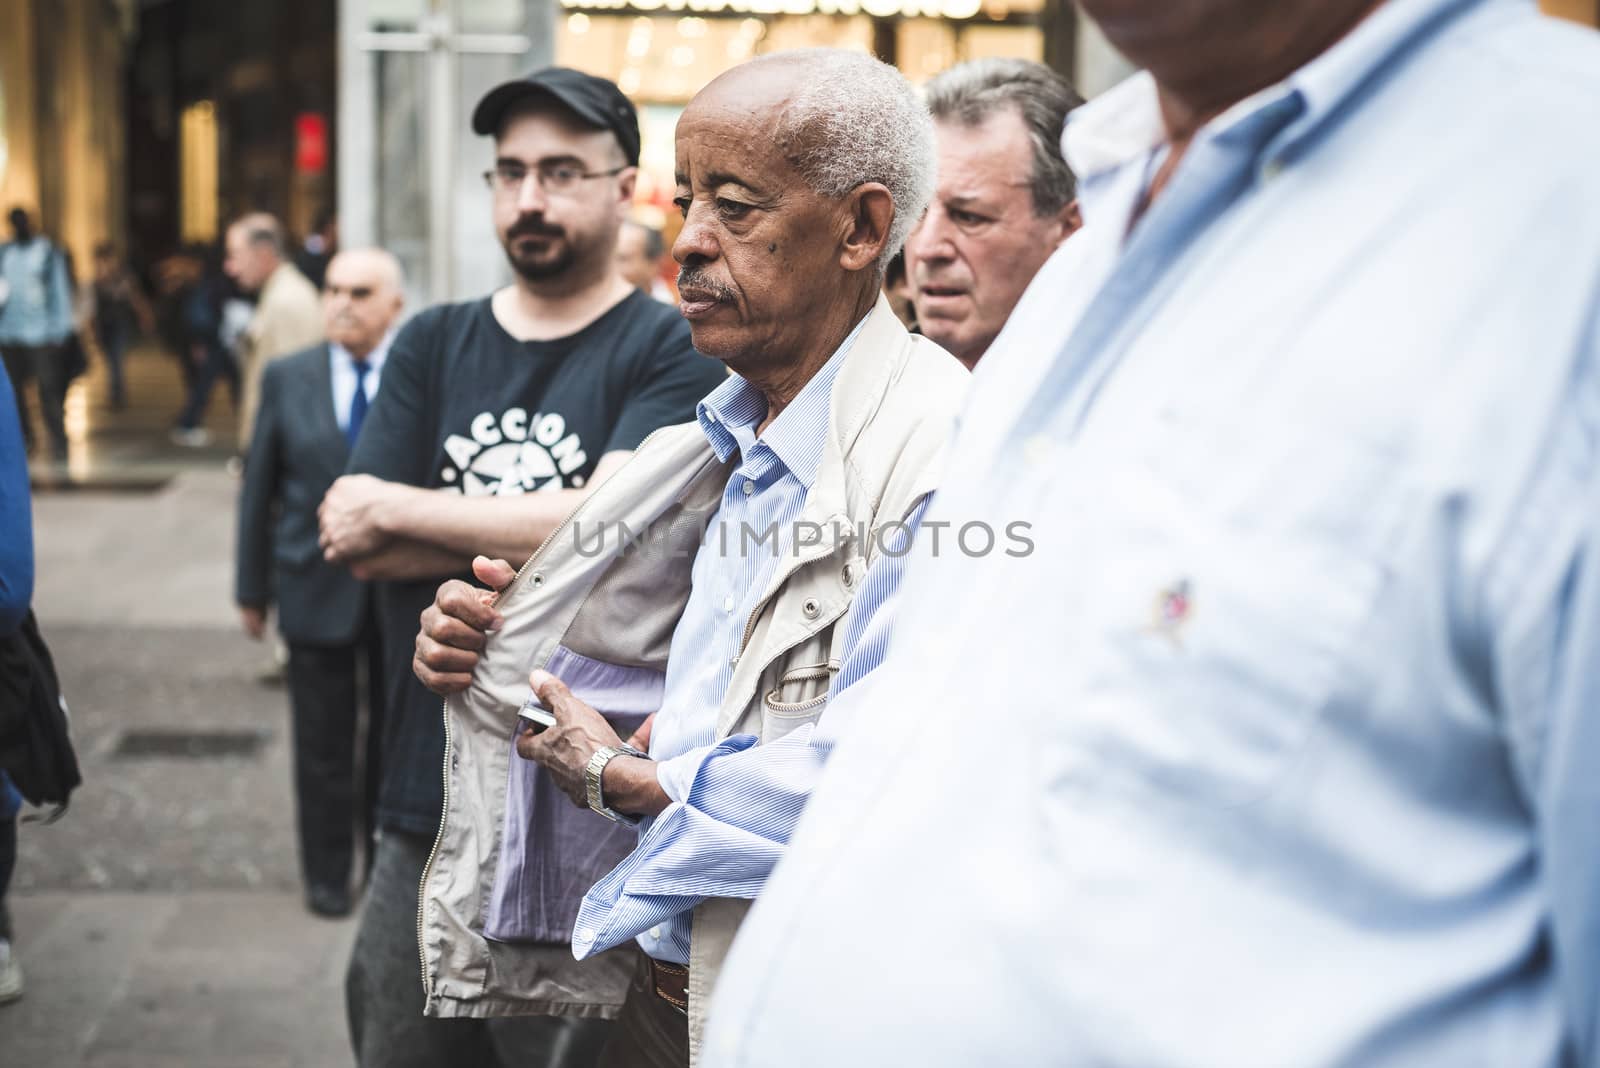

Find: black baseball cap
<box><xmin>472</xmin><ymin>67</ymin><xmax>641</xmax><ymax>167</ymax></box>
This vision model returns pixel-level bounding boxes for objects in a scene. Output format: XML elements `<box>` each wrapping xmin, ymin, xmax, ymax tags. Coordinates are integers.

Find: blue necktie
<box><xmin>346</xmin><ymin>360</ymin><xmax>370</xmax><ymax>448</ymax></box>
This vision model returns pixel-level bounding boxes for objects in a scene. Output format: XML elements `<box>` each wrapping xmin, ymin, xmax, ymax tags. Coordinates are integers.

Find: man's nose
<box><xmin>515</xmin><ymin>173</ymin><xmax>549</xmax><ymax>215</ymax></box>
<box><xmin>672</xmin><ymin>204</ymin><xmax>719</xmax><ymax>266</ymax></box>
<box><xmin>906</xmin><ymin>210</ymin><xmax>956</xmax><ymax>265</ymax></box>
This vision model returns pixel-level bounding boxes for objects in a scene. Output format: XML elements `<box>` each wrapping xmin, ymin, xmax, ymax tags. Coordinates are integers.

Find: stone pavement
<box><xmin>1</xmin><ymin>346</ymin><xmax>361</xmax><ymax>1066</ymax></box>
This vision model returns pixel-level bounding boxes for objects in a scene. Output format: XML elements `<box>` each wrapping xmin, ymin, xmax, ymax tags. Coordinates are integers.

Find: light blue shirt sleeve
<box><xmin>570</xmin><ymin>497</ymin><xmax>930</xmax><ymax>959</ymax></box>
<box><xmin>1484</xmin><ymin>328</ymin><xmax>1600</xmax><ymax>1062</ymax></box>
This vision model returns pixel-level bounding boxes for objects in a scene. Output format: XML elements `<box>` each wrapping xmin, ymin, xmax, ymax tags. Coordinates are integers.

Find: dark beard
<box><xmin>504</xmin><ymin>236</ymin><xmax>575</xmax><ymax>281</ymax></box>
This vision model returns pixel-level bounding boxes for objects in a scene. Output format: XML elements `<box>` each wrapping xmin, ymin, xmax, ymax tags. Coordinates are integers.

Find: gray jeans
<box><xmin>345</xmin><ymin>828</ymin><xmax>614</xmax><ymax>1068</ymax></box>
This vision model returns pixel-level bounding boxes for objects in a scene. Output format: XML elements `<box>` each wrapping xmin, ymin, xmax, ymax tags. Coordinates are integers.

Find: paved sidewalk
<box><xmin>3</xmin><ymin>392</ymin><xmax>368</xmax><ymax>1065</ymax></box>
<box><xmin>4</xmin><ymin>892</ymin><xmax>355</xmax><ymax>1067</ymax></box>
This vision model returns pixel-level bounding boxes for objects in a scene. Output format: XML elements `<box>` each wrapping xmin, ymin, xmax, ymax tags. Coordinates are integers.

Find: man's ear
<box><xmin>616</xmin><ymin>167</ymin><xmax>639</xmax><ymax>211</ymax></box>
<box><xmin>1054</xmin><ymin>197</ymin><xmax>1083</xmax><ymax>247</ymax></box>
<box><xmin>839</xmin><ymin>183</ymin><xmax>894</xmax><ymax>273</ymax></box>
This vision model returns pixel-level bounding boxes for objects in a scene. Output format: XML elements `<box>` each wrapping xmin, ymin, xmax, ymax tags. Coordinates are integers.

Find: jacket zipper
<box><xmin>416</xmin><ymin>424</ymin><xmax>678</xmax><ymax>999</ymax></box>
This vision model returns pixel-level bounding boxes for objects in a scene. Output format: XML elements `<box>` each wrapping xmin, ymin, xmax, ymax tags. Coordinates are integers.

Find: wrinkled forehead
<box><xmin>674</xmin><ymin>69</ymin><xmax>804</xmax><ymax>185</ymax></box>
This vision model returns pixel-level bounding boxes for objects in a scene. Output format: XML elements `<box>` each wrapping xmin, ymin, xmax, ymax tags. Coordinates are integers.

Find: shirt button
<box><xmin>742</xmin><ymin>480</ymin><xmax>755</xmax><ymax>496</ymax></box>
<box><xmin>729</xmin><ymin>655</ymin><xmax>739</xmax><ymax>669</ymax></box>
<box><xmin>722</xmin><ymin>595</ymin><xmax>735</xmax><ymax>613</ymax></box>
<box><xmin>649</xmin><ymin>925</ymin><xmax>662</xmax><ymax>940</ymax></box>
<box><xmin>575</xmin><ymin>927</ymin><xmax>593</xmax><ymax>943</ymax></box>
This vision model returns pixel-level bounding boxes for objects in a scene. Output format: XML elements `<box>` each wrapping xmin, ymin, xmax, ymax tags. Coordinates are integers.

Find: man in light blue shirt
<box><xmin>0</xmin><ymin>208</ymin><xmax>76</xmax><ymax>461</ymax></box>
<box><xmin>704</xmin><ymin>1</ymin><xmax>1600</xmax><ymax>1065</ymax></box>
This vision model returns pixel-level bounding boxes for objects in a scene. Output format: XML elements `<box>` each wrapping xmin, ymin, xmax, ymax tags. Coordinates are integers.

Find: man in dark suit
<box><xmin>236</xmin><ymin>248</ymin><xmax>405</xmax><ymax>916</ymax></box>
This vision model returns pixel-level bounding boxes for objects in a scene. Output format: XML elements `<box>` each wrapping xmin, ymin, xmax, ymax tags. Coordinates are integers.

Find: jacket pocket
<box><xmin>483</xmin><ymin>645</ymin><xmax>662</xmax><ymax>944</ymax></box>
<box><xmin>760</xmin><ymin>661</ymin><xmax>838</xmax><ymax>742</ymax></box>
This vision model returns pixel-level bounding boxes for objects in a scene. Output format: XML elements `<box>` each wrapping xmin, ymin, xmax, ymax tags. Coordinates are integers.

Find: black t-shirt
<box><xmin>349</xmin><ymin>289</ymin><xmax>725</xmax><ymax>835</ymax></box>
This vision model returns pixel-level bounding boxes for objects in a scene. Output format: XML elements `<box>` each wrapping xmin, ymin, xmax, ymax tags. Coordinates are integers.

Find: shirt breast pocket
<box><xmin>1056</xmin><ymin>420</ymin><xmax>1405</xmax><ymax>809</ymax></box>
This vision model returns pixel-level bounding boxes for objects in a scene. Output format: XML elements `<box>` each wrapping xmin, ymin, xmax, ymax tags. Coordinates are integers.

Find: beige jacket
<box><xmin>419</xmin><ymin>297</ymin><xmax>968</xmax><ymax>1057</ymax></box>
<box><xmin>239</xmin><ymin>262</ymin><xmax>323</xmax><ymax>444</ymax></box>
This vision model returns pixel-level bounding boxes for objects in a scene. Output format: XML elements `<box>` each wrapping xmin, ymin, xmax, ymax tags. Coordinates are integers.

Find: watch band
<box><xmin>585</xmin><ymin>745</ymin><xmax>645</xmax><ymax>825</ymax></box>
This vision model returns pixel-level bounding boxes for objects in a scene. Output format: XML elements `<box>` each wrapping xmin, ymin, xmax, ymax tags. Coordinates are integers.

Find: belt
<box><xmin>647</xmin><ymin>957</ymin><xmax>689</xmax><ymax>1014</ymax></box>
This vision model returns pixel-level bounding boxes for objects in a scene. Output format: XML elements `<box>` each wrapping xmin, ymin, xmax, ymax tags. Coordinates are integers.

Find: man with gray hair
<box><xmin>409</xmin><ymin>48</ymin><xmax>968</xmax><ymax>1066</ymax></box>
<box><xmin>224</xmin><ymin>212</ymin><xmax>323</xmax><ymax>447</ymax></box>
<box><xmin>908</xmin><ymin>58</ymin><xmax>1083</xmax><ymax>369</ymax></box>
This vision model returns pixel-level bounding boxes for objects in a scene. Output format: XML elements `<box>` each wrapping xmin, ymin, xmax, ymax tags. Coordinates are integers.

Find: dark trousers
<box><xmin>2</xmin><ymin>344</ymin><xmax>69</xmax><ymax>459</ymax></box>
<box><xmin>95</xmin><ymin>322</ymin><xmax>129</xmax><ymax>408</ymax></box>
<box><xmin>597</xmin><ymin>951</ymin><xmax>691</xmax><ymax>1068</ymax></box>
<box><xmin>176</xmin><ymin>341</ymin><xmax>239</xmax><ymax>431</ymax></box>
<box><xmin>285</xmin><ymin>624</ymin><xmax>385</xmax><ymax>894</ymax></box>
<box><xmin>346</xmin><ymin>829</ymin><xmax>615</xmax><ymax>1068</ymax></box>
<box><xmin>0</xmin><ymin>808</ymin><xmax>14</xmax><ymax>940</ymax></box>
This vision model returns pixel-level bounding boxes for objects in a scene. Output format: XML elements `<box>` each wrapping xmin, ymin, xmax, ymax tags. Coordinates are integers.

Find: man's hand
<box><xmin>515</xmin><ymin>670</ymin><xmax>628</xmax><ymax>809</ymax></box>
<box><xmin>625</xmin><ymin>712</ymin><xmax>656</xmax><ymax>754</ymax></box>
<box><xmin>319</xmin><ymin>474</ymin><xmax>401</xmax><ymax>562</ymax></box>
<box><xmin>413</xmin><ymin>556</ymin><xmax>514</xmax><ymax>695</ymax></box>
<box><xmin>239</xmin><ymin>604</ymin><xmax>267</xmax><ymax>640</ymax></box>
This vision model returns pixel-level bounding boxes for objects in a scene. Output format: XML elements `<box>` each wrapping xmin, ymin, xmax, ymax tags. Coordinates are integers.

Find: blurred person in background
<box><xmin>906</xmin><ymin>59</ymin><xmax>1082</xmax><ymax>370</ymax></box>
<box><xmin>224</xmin><ymin>213</ymin><xmax>323</xmax><ymax>450</ymax></box>
<box><xmin>0</xmin><ymin>360</ymin><xmax>33</xmax><ymax>1005</ymax></box>
<box><xmin>167</xmin><ymin>243</ymin><xmax>243</xmax><ymax>446</ymax></box>
<box><xmin>0</xmin><ymin>208</ymin><xmax>76</xmax><ymax>461</ymax></box>
<box><xmin>295</xmin><ymin>211</ymin><xmax>340</xmax><ymax>291</ymax></box>
<box><xmin>236</xmin><ymin>249</ymin><xmax>405</xmax><ymax>918</ymax></box>
<box><xmin>616</xmin><ymin>218</ymin><xmax>673</xmax><ymax>303</ymax></box>
<box><xmin>88</xmin><ymin>241</ymin><xmax>154</xmax><ymax>411</ymax></box>
<box><xmin>882</xmin><ymin>251</ymin><xmax>916</xmax><ymax>331</ymax></box>
<box><xmin>318</xmin><ymin>67</ymin><xmax>723</xmax><ymax>1068</ymax></box>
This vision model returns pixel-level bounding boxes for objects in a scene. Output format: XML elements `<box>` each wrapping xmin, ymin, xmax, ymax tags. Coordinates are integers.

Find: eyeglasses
<box><xmin>482</xmin><ymin>161</ymin><xmax>629</xmax><ymax>197</ymax></box>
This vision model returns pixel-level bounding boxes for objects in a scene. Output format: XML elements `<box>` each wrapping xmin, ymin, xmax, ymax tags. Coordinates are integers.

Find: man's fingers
<box><xmin>435</xmin><ymin>579</ymin><xmax>503</xmax><ymax>631</ymax></box>
<box><xmin>420</xmin><ymin>602</ymin><xmax>490</xmax><ymax>652</ymax></box>
<box><xmin>472</xmin><ymin>555</ymin><xmax>518</xmax><ymax>592</ymax></box>
<box><xmin>413</xmin><ymin>653</ymin><xmax>473</xmax><ymax>696</ymax></box>
<box><xmin>414</xmin><ymin>632</ymin><xmax>481</xmax><ymax>676</ymax></box>
<box><xmin>529</xmin><ymin>669</ymin><xmax>583</xmax><ymax>720</ymax></box>
<box><xmin>625</xmin><ymin>712</ymin><xmax>656</xmax><ymax>753</ymax></box>
<box><xmin>515</xmin><ymin>725</ymin><xmax>542</xmax><ymax>762</ymax></box>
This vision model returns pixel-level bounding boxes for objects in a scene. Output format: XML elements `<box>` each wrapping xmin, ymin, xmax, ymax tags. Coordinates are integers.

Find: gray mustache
<box><xmin>676</xmin><ymin>268</ymin><xmax>735</xmax><ymax>303</ymax></box>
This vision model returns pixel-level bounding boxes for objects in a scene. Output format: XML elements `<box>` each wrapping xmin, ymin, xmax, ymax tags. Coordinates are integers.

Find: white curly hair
<box><xmin>743</xmin><ymin>49</ymin><xmax>936</xmax><ymax>269</ymax></box>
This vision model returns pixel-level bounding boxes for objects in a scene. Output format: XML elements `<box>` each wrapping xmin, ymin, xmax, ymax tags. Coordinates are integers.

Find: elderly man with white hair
<box><xmin>409</xmin><ymin>48</ymin><xmax>968</xmax><ymax>1066</ymax></box>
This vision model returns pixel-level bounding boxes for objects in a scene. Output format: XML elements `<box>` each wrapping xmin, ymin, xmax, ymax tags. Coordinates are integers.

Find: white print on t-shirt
<box><xmin>439</xmin><ymin>407</ymin><xmax>589</xmax><ymax>496</ymax></box>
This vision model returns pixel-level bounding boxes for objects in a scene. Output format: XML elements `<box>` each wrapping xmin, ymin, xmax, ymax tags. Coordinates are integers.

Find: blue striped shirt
<box><xmin>570</xmin><ymin>318</ymin><xmax>926</xmax><ymax>965</ymax></box>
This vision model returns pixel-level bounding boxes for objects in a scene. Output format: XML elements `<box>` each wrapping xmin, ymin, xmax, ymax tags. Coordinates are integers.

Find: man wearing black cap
<box><xmin>321</xmin><ymin>68</ymin><xmax>724</xmax><ymax>1068</ymax></box>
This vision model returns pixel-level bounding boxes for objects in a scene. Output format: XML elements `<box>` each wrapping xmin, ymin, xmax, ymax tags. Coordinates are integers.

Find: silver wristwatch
<box><xmin>585</xmin><ymin>744</ymin><xmax>647</xmax><ymax>825</ymax></box>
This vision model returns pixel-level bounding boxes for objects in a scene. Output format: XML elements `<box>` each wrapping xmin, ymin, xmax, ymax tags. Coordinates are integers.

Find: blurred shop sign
<box><xmin>561</xmin><ymin>0</ymin><xmax>986</xmax><ymax>19</ymax></box>
<box><xmin>296</xmin><ymin>112</ymin><xmax>329</xmax><ymax>175</ymax></box>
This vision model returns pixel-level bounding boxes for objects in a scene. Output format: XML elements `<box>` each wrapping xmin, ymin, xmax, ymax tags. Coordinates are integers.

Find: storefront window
<box><xmin>556</xmin><ymin>2</ymin><xmax>1043</xmax><ymax>223</ymax></box>
<box><xmin>367</xmin><ymin>0</ymin><xmax>431</xmax><ymax>31</ymax></box>
<box><xmin>374</xmin><ymin>51</ymin><xmax>431</xmax><ymax>300</ymax></box>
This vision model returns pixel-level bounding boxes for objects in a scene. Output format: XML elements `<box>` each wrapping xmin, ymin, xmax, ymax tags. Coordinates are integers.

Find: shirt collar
<box><xmin>330</xmin><ymin>331</ymin><xmax>394</xmax><ymax>374</ymax></box>
<box><xmin>1063</xmin><ymin>0</ymin><xmax>1483</xmax><ymax>183</ymax></box>
<box><xmin>696</xmin><ymin>315</ymin><xmax>869</xmax><ymax>489</ymax></box>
